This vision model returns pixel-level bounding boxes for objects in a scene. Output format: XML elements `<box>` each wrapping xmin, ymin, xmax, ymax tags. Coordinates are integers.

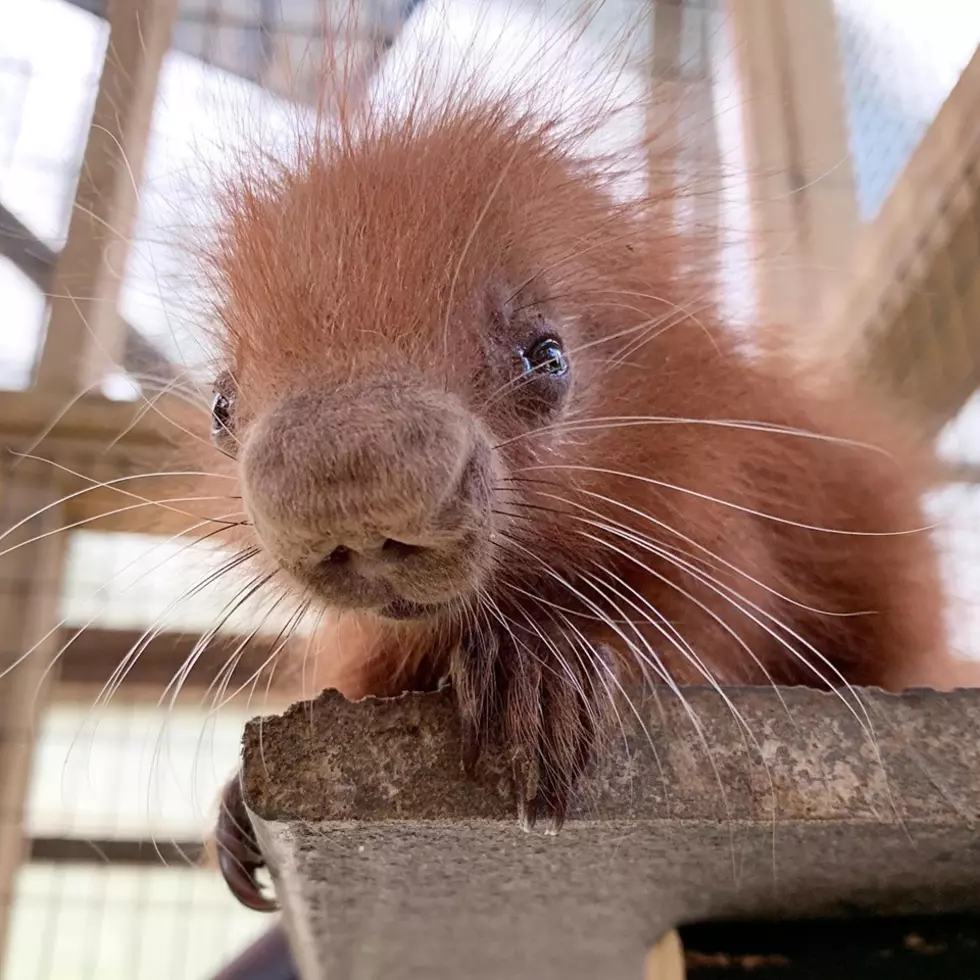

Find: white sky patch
<box><xmin>117</xmin><ymin>47</ymin><xmax>307</xmax><ymax>374</ymax></box>
<box><xmin>370</xmin><ymin>0</ymin><xmax>651</xmax><ymax>201</ymax></box>
<box><xmin>833</xmin><ymin>0</ymin><xmax>980</xmax><ymax>218</ymax></box>
<box><xmin>0</xmin><ymin>0</ymin><xmax>106</xmax><ymax>387</ymax></box>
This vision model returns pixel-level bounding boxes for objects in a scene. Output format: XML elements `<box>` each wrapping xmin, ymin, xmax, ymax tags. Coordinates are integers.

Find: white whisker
<box><xmin>511</xmin><ymin>463</ymin><xmax>936</xmax><ymax>537</ymax></box>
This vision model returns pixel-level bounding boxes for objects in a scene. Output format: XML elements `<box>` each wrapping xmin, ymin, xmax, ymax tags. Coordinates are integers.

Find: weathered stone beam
<box><xmin>241</xmin><ymin>683</ymin><xmax>980</xmax><ymax>980</ymax></box>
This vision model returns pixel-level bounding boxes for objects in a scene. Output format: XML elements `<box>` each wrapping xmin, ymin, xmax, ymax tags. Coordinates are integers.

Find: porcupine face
<box><xmin>201</xmin><ymin>105</ymin><xmax>632</xmax><ymax>623</ymax></box>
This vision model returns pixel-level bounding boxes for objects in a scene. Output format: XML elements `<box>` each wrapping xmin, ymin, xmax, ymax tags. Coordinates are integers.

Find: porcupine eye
<box><xmin>211</xmin><ymin>392</ymin><xmax>232</xmax><ymax>433</ymax></box>
<box><xmin>210</xmin><ymin>383</ymin><xmax>236</xmax><ymax>450</ymax></box>
<box><xmin>521</xmin><ymin>336</ymin><xmax>569</xmax><ymax>377</ymax></box>
<box><xmin>513</xmin><ymin>334</ymin><xmax>570</xmax><ymax>420</ymax></box>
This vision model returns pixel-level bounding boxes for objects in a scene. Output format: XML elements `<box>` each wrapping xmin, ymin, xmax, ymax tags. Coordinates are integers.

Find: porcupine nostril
<box><xmin>379</xmin><ymin>538</ymin><xmax>427</xmax><ymax>561</ymax></box>
<box><xmin>316</xmin><ymin>539</ymin><xmax>428</xmax><ymax>572</ymax></box>
<box><xmin>322</xmin><ymin>544</ymin><xmax>352</xmax><ymax>566</ymax></box>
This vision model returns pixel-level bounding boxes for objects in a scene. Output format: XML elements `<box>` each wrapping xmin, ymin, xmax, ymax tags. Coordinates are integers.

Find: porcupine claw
<box><xmin>216</xmin><ymin>775</ymin><xmax>279</xmax><ymax>913</ymax></box>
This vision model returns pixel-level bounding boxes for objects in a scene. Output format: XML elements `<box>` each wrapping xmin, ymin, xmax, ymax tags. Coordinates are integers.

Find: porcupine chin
<box><xmin>178</xmin><ymin>0</ymin><xmax>975</xmax><ymax>906</ymax></box>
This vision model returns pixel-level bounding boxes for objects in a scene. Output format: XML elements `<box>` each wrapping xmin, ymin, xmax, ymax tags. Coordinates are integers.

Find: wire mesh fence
<box><xmin>3</xmin><ymin>697</ymin><xmax>278</xmax><ymax>979</ymax></box>
<box><xmin>0</xmin><ymin>0</ymin><xmax>979</xmax><ymax>976</ymax></box>
<box><xmin>833</xmin><ymin>0</ymin><xmax>980</xmax><ymax>222</ymax></box>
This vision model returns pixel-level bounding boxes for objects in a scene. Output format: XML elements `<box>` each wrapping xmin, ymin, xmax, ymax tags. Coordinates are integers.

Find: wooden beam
<box><xmin>33</xmin><ymin>0</ymin><xmax>179</xmax><ymax>394</ymax></box>
<box><xmin>0</xmin><ymin>201</ymin><xmax>53</xmax><ymax>290</ymax></box>
<box><xmin>809</xmin><ymin>44</ymin><xmax>980</xmax><ymax>431</ymax></box>
<box><xmin>28</xmin><ymin>835</ymin><xmax>205</xmax><ymax>866</ymax></box>
<box><xmin>0</xmin><ymin>462</ymin><xmax>68</xmax><ymax>958</ymax></box>
<box><xmin>0</xmin><ymin>389</ymin><xmax>215</xmax><ymax>535</ymax></box>
<box><xmin>725</xmin><ymin>0</ymin><xmax>858</xmax><ymax>333</ymax></box>
<box><xmin>0</xmin><ymin>389</ymin><xmax>200</xmax><ymax>448</ymax></box>
<box><xmin>53</xmin><ymin>626</ymin><xmax>296</xmax><ymax>696</ymax></box>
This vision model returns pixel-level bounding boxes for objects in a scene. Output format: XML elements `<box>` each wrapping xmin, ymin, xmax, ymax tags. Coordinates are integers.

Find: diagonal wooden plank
<box><xmin>809</xmin><ymin>44</ymin><xmax>980</xmax><ymax>431</ymax></box>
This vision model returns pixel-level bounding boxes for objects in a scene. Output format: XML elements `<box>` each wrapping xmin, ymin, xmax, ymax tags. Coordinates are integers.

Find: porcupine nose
<box><xmin>239</xmin><ymin>384</ymin><xmax>492</xmax><ymax>612</ymax></box>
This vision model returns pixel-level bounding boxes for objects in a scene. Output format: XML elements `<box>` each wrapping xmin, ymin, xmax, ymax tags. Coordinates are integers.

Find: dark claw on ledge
<box><xmin>216</xmin><ymin>775</ymin><xmax>279</xmax><ymax>913</ymax></box>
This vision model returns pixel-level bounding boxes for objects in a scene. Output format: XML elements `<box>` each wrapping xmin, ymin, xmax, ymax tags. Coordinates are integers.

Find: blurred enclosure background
<box><xmin>1</xmin><ymin>0</ymin><xmax>979</xmax><ymax>976</ymax></box>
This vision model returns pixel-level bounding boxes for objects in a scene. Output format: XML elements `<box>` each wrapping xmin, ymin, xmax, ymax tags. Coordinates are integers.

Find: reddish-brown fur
<box><xmin>193</xmin><ymin>14</ymin><xmax>959</xmax><ymax>866</ymax></box>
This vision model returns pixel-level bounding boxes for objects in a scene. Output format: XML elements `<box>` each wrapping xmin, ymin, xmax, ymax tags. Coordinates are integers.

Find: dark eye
<box><xmin>521</xmin><ymin>336</ymin><xmax>569</xmax><ymax>377</ymax></box>
<box><xmin>211</xmin><ymin>390</ymin><xmax>234</xmax><ymax>440</ymax></box>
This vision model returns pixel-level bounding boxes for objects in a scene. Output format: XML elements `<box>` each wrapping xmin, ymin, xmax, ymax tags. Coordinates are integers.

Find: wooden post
<box><xmin>0</xmin><ymin>462</ymin><xmax>67</xmax><ymax>959</ymax></box>
<box><xmin>645</xmin><ymin>930</ymin><xmax>686</xmax><ymax>980</ymax></box>
<box><xmin>646</xmin><ymin>0</ymin><xmax>722</xmax><ymax>310</ymax></box>
<box><xmin>2</xmin><ymin>0</ymin><xmax>178</xmax><ymax>960</ymax></box>
<box><xmin>724</xmin><ymin>0</ymin><xmax>858</xmax><ymax>336</ymax></box>
<box><xmin>648</xmin><ymin>0</ymin><xmax>685</xmax><ymax>189</ymax></box>
<box><xmin>32</xmin><ymin>0</ymin><xmax>178</xmax><ymax>395</ymax></box>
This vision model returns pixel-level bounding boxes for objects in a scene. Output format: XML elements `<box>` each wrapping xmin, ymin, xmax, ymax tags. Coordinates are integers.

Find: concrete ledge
<box><xmin>242</xmin><ymin>685</ymin><xmax>980</xmax><ymax>980</ymax></box>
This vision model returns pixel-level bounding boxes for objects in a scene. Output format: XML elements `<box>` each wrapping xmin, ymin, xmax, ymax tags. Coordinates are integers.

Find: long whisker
<box><xmin>575</xmin><ymin>525</ymin><xmax>786</xmax><ymax>709</ymax></box>
<box><xmin>154</xmin><ymin>569</ymin><xmax>279</xmax><ymax>711</ymax></box>
<box><xmin>496</xmin><ymin>486</ymin><xmax>893</xmax><ymax>822</ymax></box>
<box><xmin>212</xmin><ymin>597</ymin><xmax>310</xmax><ymax>713</ymax></box>
<box><xmin>57</xmin><ymin>543</ymin><xmax>265</xmax><ymax>841</ymax></box>
<box><xmin>577</xmin><ymin>513</ymin><xmax>900</xmax><ymax>824</ymax></box>
<box><xmin>519</xmin><ymin>594</ymin><xmax>649</xmax><ymax>786</ymax></box>
<box><xmin>248</xmin><ymin>597</ymin><xmax>311</xmax><ymax>734</ymax></box>
<box><xmin>0</xmin><ymin>496</ymin><xmax>246</xmax><ymax>562</ymax></box>
<box><xmin>508</xmin><ymin>464</ymin><xmax>937</xmax><ymax>536</ymax></box>
<box><xmin>1</xmin><ymin>453</ymin><xmax>241</xmax><ymax>542</ymax></box>
<box><xmin>12</xmin><ymin>380</ymin><xmax>116</xmax><ymax>466</ymax></box>
<box><xmin>200</xmin><ymin>604</ymin><xmax>289</xmax><ymax>714</ymax></box>
<box><xmin>193</xmin><ymin>594</ymin><xmax>310</xmax><ymax>848</ymax></box>
<box><xmin>147</xmin><ymin>573</ymin><xmax>288</xmax><ymax>867</ymax></box>
<box><xmin>299</xmin><ymin>605</ymin><xmax>328</xmax><ymax>707</ymax></box>
<box><xmin>94</xmin><ymin>549</ymin><xmax>264</xmax><ymax>713</ymax></box>
<box><xmin>506</xmin><ymin>481</ymin><xmax>873</xmax><ymax>616</ymax></box>
<box><xmin>127</xmin><ymin>372</ymin><xmax>211</xmax><ymax>410</ymax></box>
<box><xmin>493</xmin><ymin>532</ymin><xmax>739</xmax><ymax>863</ymax></box>
<box><xmin>2</xmin><ymin>519</ymin><xmax>237</xmax><ymax>686</ymax></box>
<box><xmin>494</xmin><ymin>414</ymin><xmax>896</xmax><ymax>460</ymax></box>
<box><xmin>102</xmin><ymin>382</ymin><xmax>221</xmax><ymax>460</ymax></box>
<box><xmin>45</xmin><ymin>281</ymin><xmax>218</xmax><ymax>466</ymax></box>
<box><xmin>573</xmin><ymin>557</ymin><xmax>774</xmax><ymax>884</ymax></box>
<box><xmin>542</xmin><ymin>494</ymin><xmax>880</xmax><ymax>746</ymax></box>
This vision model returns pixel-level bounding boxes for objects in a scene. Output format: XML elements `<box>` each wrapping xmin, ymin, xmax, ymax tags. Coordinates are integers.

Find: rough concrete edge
<box><xmin>240</xmin><ymin>683</ymin><xmax>980</xmax><ymax>828</ymax></box>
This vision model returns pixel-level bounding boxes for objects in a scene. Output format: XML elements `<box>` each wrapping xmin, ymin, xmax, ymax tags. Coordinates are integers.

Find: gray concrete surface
<box><xmin>242</xmin><ymin>685</ymin><xmax>980</xmax><ymax>980</ymax></box>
